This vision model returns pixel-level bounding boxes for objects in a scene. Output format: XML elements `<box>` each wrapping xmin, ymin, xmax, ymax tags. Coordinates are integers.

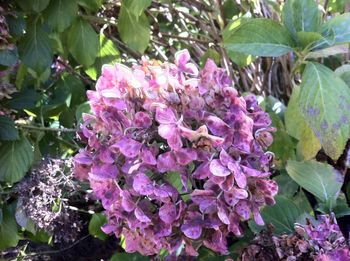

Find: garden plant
<box><xmin>1</xmin><ymin>0</ymin><xmax>350</xmax><ymax>260</ymax></box>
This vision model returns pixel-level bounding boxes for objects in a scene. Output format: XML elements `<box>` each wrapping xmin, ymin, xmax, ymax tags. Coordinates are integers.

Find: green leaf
<box><xmin>255</xmin><ymin>196</ymin><xmax>303</xmax><ymax>235</ymax></box>
<box><xmin>282</xmin><ymin>0</ymin><xmax>321</xmax><ymax>40</ymax></box>
<box><xmin>200</xmin><ymin>49</ymin><xmax>221</xmax><ymax>68</ymax></box>
<box><xmin>6</xmin><ymin>13</ymin><xmax>26</xmax><ymax>37</ymax></box>
<box><xmin>53</xmin><ymin>74</ymin><xmax>86</xmax><ymax>107</ymax></box>
<box><xmin>0</xmin><ymin>48</ymin><xmax>18</xmax><ymax>67</ymax></box>
<box><xmin>67</xmin><ymin>19</ymin><xmax>99</xmax><ymax>67</ymax></box>
<box><xmin>16</xmin><ymin>0</ymin><xmax>50</xmax><ymax>12</ymax></box>
<box><xmin>223</xmin><ymin>18</ymin><xmax>295</xmax><ymax>57</ymax></box>
<box><xmin>0</xmin><ymin>116</ymin><xmax>19</xmax><ymax>141</ymax></box>
<box><xmin>321</xmin><ymin>13</ymin><xmax>350</xmax><ymax>45</ymax></box>
<box><xmin>118</xmin><ymin>1</ymin><xmax>150</xmax><ymax>53</ymax></box>
<box><xmin>285</xmin><ymin>86</ymin><xmax>321</xmax><ymax>160</ymax></box>
<box><xmin>75</xmin><ymin>102</ymin><xmax>91</xmax><ymax>123</ymax></box>
<box><xmin>0</xmin><ymin>206</ymin><xmax>20</xmax><ymax>251</ymax></box>
<box><xmin>18</xmin><ymin>19</ymin><xmax>53</xmax><ymax>74</ymax></box>
<box><xmin>85</xmin><ymin>33</ymin><xmax>120</xmax><ymax>80</ymax></box>
<box><xmin>89</xmin><ymin>213</ymin><xmax>108</xmax><ymax>240</ymax></box>
<box><xmin>110</xmin><ymin>253</ymin><xmax>149</xmax><ymax>261</ymax></box>
<box><xmin>15</xmin><ymin>199</ymin><xmax>36</xmax><ymax>234</ymax></box>
<box><xmin>274</xmin><ymin>173</ymin><xmax>299</xmax><ymax>198</ymax></box>
<box><xmin>77</xmin><ymin>0</ymin><xmax>103</xmax><ymax>12</ymax></box>
<box><xmin>335</xmin><ymin>64</ymin><xmax>350</xmax><ymax>87</ymax></box>
<box><xmin>222</xmin><ymin>18</ymin><xmax>256</xmax><ymax>67</ymax></box>
<box><xmin>298</xmin><ymin>62</ymin><xmax>350</xmax><ymax>160</ymax></box>
<box><xmin>296</xmin><ymin>31</ymin><xmax>323</xmax><ymax>49</ymax></box>
<box><xmin>0</xmin><ymin>135</ymin><xmax>34</xmax><ymax>183</ymax></box>
<box><xmin>286</xmin><ymin>160</ymin><xmax>343</xmax><ymax>202</ymax></box>
<box><xmin>293</xmin><ymin>190</ymin><xmax>313</xmax><ymax>214</ymax></box>
<box><xmin>306</xmin><ymin>44</ymin><xmax>348</xmax><ymax>59</ymax></box>
<box><xmin>4</xmin><ymin>89</ymin><xmax>41</xmax><ymax>110</ymax></box>
<box><xmin>127</xmin><ymin>0</ymin><xmax>152</xmax><ymax>17</ymax></box>
<box><xmin>44</xmin><ymin>0</ymin><xmax>77</xmax><ymax>32</ymax></box>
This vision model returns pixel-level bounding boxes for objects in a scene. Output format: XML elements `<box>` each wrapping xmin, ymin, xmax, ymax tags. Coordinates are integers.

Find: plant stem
<box><xmin>15</xmin><ymin>123</ymin><xmax>78</xmax><ymax>133</ymax></box>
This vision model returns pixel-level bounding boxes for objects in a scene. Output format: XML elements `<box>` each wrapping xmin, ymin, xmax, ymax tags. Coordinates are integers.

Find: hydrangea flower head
<box><xmin>74</xmin><ymin>49</ymin><xmax>277</xmax><ymax>256</ymax></box>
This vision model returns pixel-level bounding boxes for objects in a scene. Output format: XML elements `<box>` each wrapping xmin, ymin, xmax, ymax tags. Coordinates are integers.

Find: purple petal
<box><xmin>115</xmin><ymin>138</ymin><xmax>142</xmax><ymax>158</ymax></box>
<box><xmin>181</xmin><ymin>223</ymin><xmax>202</xmax><ymax>239</ymax></box>
<box><xmin>192</xmin><ymin>161</ymin><xmax>210</xmax><ymax>179</ymax></box>
<box><xmin>210</xmin><ymin>159</ymin><xmax>231</xmax><ymax>177</ymax></box>
<box><xmin>235</xmin><ymin>200</ymin><xmax>250</xmax><ymax>220</ymax></box>
<box><xmin>175</xmin><ymin>49</ymin><xmax>190</xmax><ymax>67</ymax></box>
<box><xmin>132</xmin><ymin>172</ymin><xmax>154</xmax><ymax>196</ymax></box>
<box><xmin>155</xmin><ymin>107</ymin><xmax>177</xmax><ymax>124</ymax></box>
<box><xmin>157</xmin><ymin>152</ymin><xmax>177</xmax><ymax>173</ymax></box>
<box><xmin>159</xmin><ymin>203</ymin><xmax>177</xmax><ymax>224</ymax></box>
<box><xmin>134</xmin><ymin>207</ymin><xmax>152</xmax><ymax>223</ymax></box>
<box><xmin>74</xmin><ymin>150</ymin><xmax>92</xmax><ymax>165</ymax></box>
<box><xmin>134</xmin><ymin>111</ymin><xmax>152</xmax><ymax>128</ymax></box>
<box><xmin>174</xmin><ymin>148</ymin><xmax>197</xmax><ymax>165</ymax></box>
<box><xmin>206</xmin><ymin>115</ymin><xmax>230</xmax><ymax>136</ymax></box>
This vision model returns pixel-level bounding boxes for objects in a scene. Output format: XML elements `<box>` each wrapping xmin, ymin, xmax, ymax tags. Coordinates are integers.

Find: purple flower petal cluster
<box><xmin>74</xmin><ymin>49</ymin><xmax>277</xmax><ymax>256</ymax></box>
<box><xmin>240</xmin><ymin>214</ymin><xmax>350</xmax><ymax>261</ymax></box>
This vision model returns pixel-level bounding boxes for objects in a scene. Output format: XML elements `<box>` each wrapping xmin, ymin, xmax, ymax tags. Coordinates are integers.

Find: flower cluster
<box><xmin>17</xmin><ymin>158</ymin><xmax>83</xmax><ymax>243</ymax></box>
<box><xmin>74</xmin><ymin>50</ymin><xmax>277</xmax><ymax>256</ymax></box>
<box><xmin>240</xmin><ymin>214</ymin><xmax>350</xmax><ymax>261</ymax></box>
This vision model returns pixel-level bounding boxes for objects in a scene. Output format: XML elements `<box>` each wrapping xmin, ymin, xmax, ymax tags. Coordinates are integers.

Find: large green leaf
<box><xmin>286</xmin><ymin>160</ymin><xmax>343</xmax><ymax>203</ymax></box>
<box><xmin>85</xmin><ymin>33</ymin><xmax>120</xmax><ymax>80</ymax></box>
<box><xmin>4</xmin><ymin>89</ymin><xmax>41</xmax><ymax>110</ymax></box>
<box><xmin>0</xmin><ymin>206</ymin><xmax>20</xmax><ymax>251</ymax></box>
<box><xmin>298</xmin><ymin>62</ymin><xmax>350</xmax><ymax>160</ymax></box>
<box><xmin>285</xmin><ymin>85</ymin><xmax>321</xmax><ymax>160</ymax></box>
<box><xmin>0</xmin><ymin>116</ymin><xmax>19</xmax><ymax>141</ymax></box>
<box><xmin>18</xmin><ymin>19</ymin><xmax>53</xmax><ymax>73</ymax></box>
<box><xmin>44</xmin><ymin>0</ymin><xmax>77</xmax><ymax>32</ymax></box>
<box><xmin>282</xmin><ymin>0</ymin><xmax>321</xmax><ymax>41</ymax></box>
<box><xmin>321</xmin><ymin>13</ymin><xmax>350</xmax><ymax>45</ymax></box>
<box><xmin>118</xmin><ymin>1</ymin><xmax>150</xmax><ymax>53</ymax></box>
<box><xmin>89</xmin><ymin>213</ymin><xmax>107</xmax><ymax>240</ymax></box>
<box><xmin>223</xmin><ymin>18</ymin><xmax>295</xmax><ymax>57</ymax></box>
<box><xmin>254</xmin><ymin>196</ymin><xmax>303</xmax><ymax>235</ymax></box>
<box><xmin>16</xmin><ymin>0</ymin><xmax>50</xmax><ymax>12</ymax></box>
<box><xmin>0</xmin><ymin>136</ymin><xmax>34</xmax><ymax>183</ymax></box>
<box><xmin>67</xmin><ymin>19</ymin><xmax>99</xmax><ymax>67</ymax></box>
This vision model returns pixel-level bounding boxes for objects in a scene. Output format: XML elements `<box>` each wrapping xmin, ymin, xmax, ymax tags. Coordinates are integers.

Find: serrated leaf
<box><xmin>89</xmin><ymin>213</ymin><xmax>107</xmax><ymax>240</ymax></box>
<box><xmin>286</xmin><ymin>160</ymin><xmax>343</xmax><ymax>202</ymax></box>
<box><xmin>223</xmin><ymin>18</ymin><xmax>295</xmax><ymax>57</ymax></box>
<box><xmin>0</xmin><ymin>136</ymin><xmax>34</xmax><ymax>183</ymax></box>
<box><xmin>67</xmin><ymin>19</ymin><xmax>99</xmax><ymax>67</ymax></box>
<box><xmin>282</xmin><ymin>0</ymin><xmax>321</xmax><ymax>40</ymax></box>
<box><xmin>335</xmin><ymin>64</ymin><xmax>350</xmax><ymax>87</ymax></box>
<box><xmin>85</xmin><ymin>33</ymin><xmax>120</xmax><ymax>80</ymax></box>
<box><xmin>321</xmin><ymin>13</ymin><xmax>350</xmax><ymax>45</ymax></box>
<box><xmin>0</xmin><ymin>116</ymin><xmax>19</xmax><ymax>141</ymax></box>
<box><xmin>298</xmin><ymin>62</ymin><xmax>350</xmax><ymax>160</ymax></box>
<box><xmin>18</xmin><ymin>19</ymin><xmax>53</xmax><ymax>74</ymax></box>
<box><xmin>0</xmin><ymin>206</ymin><xmax>20</xmax><ymax>250</ymax></box>
<box><xmin>16</xmin><ymin>0</ymin><xmax>50</xmax><ymax>12</ymax></box>
<box><xmin>252</xmin><ymin>196</ymin><xmax>303</xmax><ymax>235</ymax></box>
<box><xmin>118</xmin><ymin>2</ymin><xmax>150</xmax><ymax>53</ymax></box>
<box><xmin>44</xmin><ymin>0</ymin><xmax>77</xmax><ymax>32</ymax></box>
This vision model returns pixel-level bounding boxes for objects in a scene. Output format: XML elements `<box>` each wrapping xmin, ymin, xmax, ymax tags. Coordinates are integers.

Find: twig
<box><xmin>15</xmin><ymin>123</ymin><xmax>78</xmax><ymax>133</ymax></box>
<box><xmin>24</xmin><ymin>235</ymin><xmax>91</xmax><ymax>257</ymax></box>
<box><xmin>160</xmin><ymin>33</ymin><xmax>211</xmax><ymax>44</ymax></box>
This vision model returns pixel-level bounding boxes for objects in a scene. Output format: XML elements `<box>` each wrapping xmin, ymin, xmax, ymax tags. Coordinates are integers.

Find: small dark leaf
<box><xmin>0</xmin><ymin>116</ymin><xmax>19</xmax><ymax>141</ymax></box>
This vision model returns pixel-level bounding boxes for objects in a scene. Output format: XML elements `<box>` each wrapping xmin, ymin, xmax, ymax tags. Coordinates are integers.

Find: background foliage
<box><xmin>1</xmin><ymin>0</ymin><xmax>350</xmax><ymax>259</ymax></box>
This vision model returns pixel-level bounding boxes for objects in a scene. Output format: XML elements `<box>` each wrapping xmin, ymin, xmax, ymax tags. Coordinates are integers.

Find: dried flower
<box><xmin>16</xmin><ymin>158</ymin><xmax>83</xmax><ymax>243</ymax></box>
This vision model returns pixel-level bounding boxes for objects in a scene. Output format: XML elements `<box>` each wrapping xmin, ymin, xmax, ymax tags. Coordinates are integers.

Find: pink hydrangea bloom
<box><xmin>74</xmin><ymin>49</ymin><xmax>277</xmax><ymax>256</ymax></box>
